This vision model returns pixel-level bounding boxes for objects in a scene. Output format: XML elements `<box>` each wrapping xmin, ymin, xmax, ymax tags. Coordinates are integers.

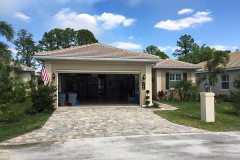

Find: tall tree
<box><xmin>14</xmin><ymin>29</ymin><xmax>37</xmax><ymax>67</ymax></box>
<box><xmin>76</xmin><ymin>29</ymin><xmax>98</xmax><ymax>46</ymax></box>
<box><xmin>39</xmin><ymin>28</ymin><xmax>98</xmax><ymax>51</ymax></box>
<box><xmin>173</xmin><ymin>34</ymin><xmax>195</xmax><ymax>58</ymax></box>
<box><xmin>179</xmin><ymin>44</ymin><xmax>216</xmax><ymax>64</ymax></box>
<box><xmin>38</xmin><ymin>28</ymin><xmax>65</xmax><ymax>51</ymax></box>
<box><xmin>144</xmin><ymin>45</ymin><xmax>169</xmax><ymax>59</ymax></box>
<box><xmin>0</xmin><ymin>21</ymin><xmax>14</xmax><ymax>61</ymax></box>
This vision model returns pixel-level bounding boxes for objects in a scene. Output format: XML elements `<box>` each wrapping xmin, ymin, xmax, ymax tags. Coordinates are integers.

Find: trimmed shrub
<box><xmin>30</xmin><ymin>83</ymin><xmax>57</xmax><ymax>113</ymax></box>
<box><xmin>153</xmin><ymin>102</ymin><xmax>159</xmax><ymax>107</ymax></box>
<box><xmin>145</xmin><ymin>90</ymin><xmax>150</xmax><ymax>105</ymax></box>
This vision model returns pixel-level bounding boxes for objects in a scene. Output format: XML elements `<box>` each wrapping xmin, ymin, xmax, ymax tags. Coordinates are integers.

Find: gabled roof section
<box><xmin>153</xmin><ymin>58</ymin><xmax>202</xmax><ymax>69</ymax></box>
<box><xmin>197</xmin><ymin>51</ymin><xmax>240</xmax><ymax>72</ymax></box>
<box><xmin>34</xmin><ymin>43</ymin><xmax>160</xmax><ymax>62</ymax></box>
<box><xmin>10</xmin><ymin>61</ymin><xmax>35</xmax><ymax>72</ymax></box>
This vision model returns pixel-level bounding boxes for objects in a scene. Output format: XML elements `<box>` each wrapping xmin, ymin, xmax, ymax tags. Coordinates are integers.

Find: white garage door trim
<box><xmin>56</xmin><ymin>70</ymin><xmax>141</xmax><ymax>108</ymax></box>
<box><xmin>57</xmin><ymin>70</ymin><xmax>140</xmax><ymax>74</ymax></box>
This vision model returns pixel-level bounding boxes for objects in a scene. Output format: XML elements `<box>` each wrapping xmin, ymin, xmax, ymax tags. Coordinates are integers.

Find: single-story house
<box><xmin>34</xmin><ymin>43</ymin><xmax>160</xmax><ymax>108</ymax></box>
<box><xmin>196</xmin><ymin>51</ymin><xmax>240</xmax><ymax>96</ymax></box>
<box><xmin>152</xmin><ymin>58</ymin><xmax>202</xmax><ymax>99</ymax></box>
<box><xmin>10</xmin><ymin>61</ymin><xmax>35</xmax><ymax>82</ymax></box>
<box><xmin>34</xmin><ymin>43</ymin><xmax>202</xmax><ymax>107</ymax></box>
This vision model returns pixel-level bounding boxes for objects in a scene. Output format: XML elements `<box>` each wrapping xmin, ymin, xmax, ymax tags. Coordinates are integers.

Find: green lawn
<box><xmin>0</xmin><ymin>99</ymin><xmax>51</xmax><ymax>142</ymax></box>
<box><xmin>154</xmin><ymin>100</ymin><xmax>240</xmax><ymax>131</ymax></box>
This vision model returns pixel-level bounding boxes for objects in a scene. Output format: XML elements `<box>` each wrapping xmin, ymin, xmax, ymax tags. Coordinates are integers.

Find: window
<box><xmin>176</xmin><ymin>73</ymin><xmax>182</xmax><ymax>80</ymax></box>
<box><xmin>221</xmin><ymin>75</ymin><xmax>229</xmax><ymax>90</ymax></box>
<box><xmin>169</xmin><ymin>73</ymin><xmax>182</xmax><ymax>89</ymax></box>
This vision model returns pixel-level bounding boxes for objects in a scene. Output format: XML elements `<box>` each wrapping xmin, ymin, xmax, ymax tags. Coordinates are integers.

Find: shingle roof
<box><xmin>35</xmin><ymin>43</ymin><xmax>160</xmax><ymax>60</ymax></box>
<box><xmin>10</xmin><ymin>61</ymin><xmax>35</xmax><ymax>72</ymax></box>
<box><xmin>197</xmin><ymin>51</ymin><xmax>240</xmax><ymax>71</ymax></box>
<box><xmin>153</xmin><ymin>58</ymin><xmax>202</xmax><ymax>69</ymax></box>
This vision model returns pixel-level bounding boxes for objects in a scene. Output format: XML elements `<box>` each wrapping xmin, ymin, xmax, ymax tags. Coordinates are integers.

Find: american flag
<box><xmin>41</xmin><ymin>63</ymin><xmax>50</xmax><ymax>83</ymax></box>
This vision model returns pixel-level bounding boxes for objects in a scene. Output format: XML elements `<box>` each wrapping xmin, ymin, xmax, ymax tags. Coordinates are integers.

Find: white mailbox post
<box><xmin>200</xmin><ymin>92</ymin><xmax>215</xmax><ymax>122</ymax></box>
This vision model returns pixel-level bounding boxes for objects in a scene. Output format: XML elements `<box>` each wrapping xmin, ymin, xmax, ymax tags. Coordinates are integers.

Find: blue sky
<box><xmin>1</xmin><ymin>0</ymin><xmax>240</xmax><ymax>59</ymax></box>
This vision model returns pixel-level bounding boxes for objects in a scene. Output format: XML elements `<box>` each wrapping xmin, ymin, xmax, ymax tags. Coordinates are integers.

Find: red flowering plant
<box><xmin>157</xmin><ymin>90</ymin><xmax>164</xmax><ymax>100</ymax></box>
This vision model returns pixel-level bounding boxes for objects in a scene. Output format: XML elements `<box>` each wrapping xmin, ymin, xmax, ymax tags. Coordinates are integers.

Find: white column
<box><xmin>145</xmin><ymin>64</ymin><xmax>152</xmax><ymax>104</ymax></box>
<box><xmin>200</xmin><ymin>92</ymin><xmax>215</xmax><ymax>122</ymax></box>
<box><xmin>156</xmin><ymin>70</ymin><xmax>162</xmax><ymax>92</ymax></box>
<box><xmin>191</xmin><ymin>71</ymin><xmax>196</xmax><ymax>84</ymax></box>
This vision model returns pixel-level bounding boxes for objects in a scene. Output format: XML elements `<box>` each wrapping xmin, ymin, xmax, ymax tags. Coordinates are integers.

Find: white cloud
<box><xmin>154</xmin><ymin>11</ymin><xmax>212</xmax><ymax>30</ymax></box>
<box><xmin>53</xmin><ymin>8</ymin><xmax>98</xmax><ymax>33</ymax></box>
<box><xmin>123</xmin><ymin>18</ymin><xmax>136</xmax><ymax>26</ymax></box>
<box><xmin>128</xmin><ymin>36</ymin><xmax>134</xmax><ymax>39</ymax></box>
<box><xmin>96</xmin><ymin>12</ymin><xmax>135</xmax><ymax>29</ymax></box>
<box><xmin>14</xmin><ymin>12</ymin><xmax>31</xmax><ymax>21</ymax></box>
<box><xmin>211</xmin><ymin>45</ymin><xmax>239</xmax><ymax>51</ymax></box>
<box><xmin>52</xmin><ymin>9</ymin><xmax>135</xmax><ymax>34</ymax></box>
<box><xmin>158</xmin><ymin>46</ymin><xmax>179</xmax><ymax>52</ymax></box>
<box><xmin>112</xmin><ymin>42</ymin><xmax>142</xmax><ymax>50</ymax></box>
<box><xmin>178</xmin><ymin>8</ymin><xmax>194</xmax><ymax>15</ymax></box>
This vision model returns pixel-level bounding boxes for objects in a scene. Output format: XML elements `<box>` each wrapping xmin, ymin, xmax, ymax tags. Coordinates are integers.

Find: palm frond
<box><xmin>0</xmin><ymin>21</ymin><xmax>14</xmax><ymax>41</ymax></box>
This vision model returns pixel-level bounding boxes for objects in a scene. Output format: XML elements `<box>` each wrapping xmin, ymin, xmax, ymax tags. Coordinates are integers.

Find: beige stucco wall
<box><xmin>152</xmin><ymin>68</ymin><xmax>197</xmax><ymax>99</ymax></box>
<box><xmin>11</xmin><ymin>71</ymin><xmax>33</xmax><ymax>83</ymax></box>
<box><xmin>197</xmin><ymin>70</ymin><xmax>240</xmax><ymax>96</ymax></box>
<box><xmin>45</xmin><ymin>60</ymin><xmax>153</xmax><ymax>108</ymax></box>
<box><xmin>20</xmin><ymin>72</ymin><xmax>32</xmax><ymax>82</ymax></box>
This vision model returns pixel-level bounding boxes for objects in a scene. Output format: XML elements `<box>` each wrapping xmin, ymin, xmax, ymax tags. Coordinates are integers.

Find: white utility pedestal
<box><xmin>200</xmin><ymin>92</ymin><xmax>215</xmax><ymax>122</ymax></box>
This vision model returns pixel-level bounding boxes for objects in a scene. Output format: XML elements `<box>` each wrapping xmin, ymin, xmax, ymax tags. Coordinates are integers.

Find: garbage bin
<box><xmin>58</xmin><ymin>93</ymin><xmax>66</xmax><ymax>106</ymax></box>
<box><xmin>68</xmin><ymin>92</ymin><xmax>77</xmax><ymax>106</ymax></box>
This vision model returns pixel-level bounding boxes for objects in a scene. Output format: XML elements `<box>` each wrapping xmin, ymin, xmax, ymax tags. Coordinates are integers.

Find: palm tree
<box><xmin>0</xmin><ymin>21</ymin><xmax>14</xmax><ymax>61</ymax></box>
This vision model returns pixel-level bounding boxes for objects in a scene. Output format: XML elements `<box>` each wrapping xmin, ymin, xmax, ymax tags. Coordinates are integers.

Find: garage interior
<box><xmin>58</xmin><ymin>73</ymin><xmax>140</xmax><ymax>106</ymax></box>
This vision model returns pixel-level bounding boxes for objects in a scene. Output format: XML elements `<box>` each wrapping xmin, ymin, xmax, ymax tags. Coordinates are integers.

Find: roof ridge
<box><xmin>98</xmin><ymin>43</ymin><xmax>160</xmax><ymax>59</ymax></box>
<box><xmin>197</xmin><ymin>51</ymin><xmax>240</xmax><ymax>71</ymax></box>
<box><xmin>35</xmin><ymin>43</ymin><xmax>161</xmax><ymax>60</ymax></box>
<box><xmin>10</xmin><ymin>61</ymin><xmax>35</xmax><ymax>71</ymax></box>
<box><xmin>158</xmin><ymin>58</ymin><xmax>199</xmax><ymax>66</ymax></box>
<box><xmin>36</xmin><ymin>43</ymin><xmax>98</xmax><ymax>55</ymax></box>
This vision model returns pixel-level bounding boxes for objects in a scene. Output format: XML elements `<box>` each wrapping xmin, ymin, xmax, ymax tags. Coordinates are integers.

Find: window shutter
<box><xmin>183</xmin><ymin>73</ymin><xmax>187</xmax><ymax>81</ymax></box>
<box><xmin>166</xmin><ymin>72</ymin><xmax>169</xmax><ymax>90</ymax></box>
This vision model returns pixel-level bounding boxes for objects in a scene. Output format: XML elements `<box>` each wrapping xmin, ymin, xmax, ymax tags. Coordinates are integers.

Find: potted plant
<box><xmin>146</xmin><ymin>90</ymin><xmax>150</xmax><ymax>105</ymax></box>
<box><xmin>142</xmin><ymin>90</ymin><xmax>151</xmax><ymax>107</ymax></box>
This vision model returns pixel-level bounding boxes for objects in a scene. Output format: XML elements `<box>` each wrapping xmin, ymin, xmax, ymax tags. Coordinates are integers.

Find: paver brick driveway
<box><xmin>1</xmin><ymin>105</ymin><xmax>204</xmax><ymax>145</ymax></box>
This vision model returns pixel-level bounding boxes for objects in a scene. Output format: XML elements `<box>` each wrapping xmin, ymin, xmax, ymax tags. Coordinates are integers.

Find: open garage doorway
<box><xmin>58</xmin><ymin>73</ymin><xmax>140</xmax><ymax>106</ymax></box>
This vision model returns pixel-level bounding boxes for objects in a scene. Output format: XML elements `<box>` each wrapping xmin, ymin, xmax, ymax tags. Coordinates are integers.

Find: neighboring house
<box><xmin>196</xmin><ymin>51</ymin><xmax>240</xmax><ymax>96</ymax></box>
<box><xmin>152</xmin><ymin>59</ymin><xmax>202</xmax><ymax>99</ymax></box>
<box><xmin>34</xmin><ymin>43</ymin><xmax>160</xmax><ymax>107</ymax></box>
<box><xmin>10</xmin><ymin>61</ymin><xmax>35</xmax><ymax>82</ymax></box>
